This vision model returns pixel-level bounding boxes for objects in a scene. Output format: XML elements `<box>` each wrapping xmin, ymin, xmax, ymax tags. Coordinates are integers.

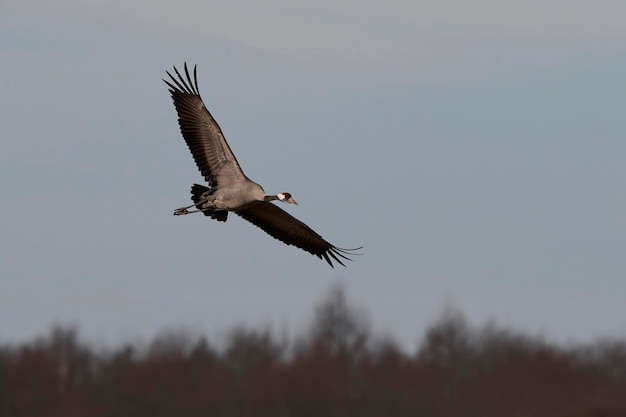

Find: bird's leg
<box><xmin>173</xmin><ymin>203</ymin><xmax>197</xmax><ymax>216</ymax></box>
<box><xmin>173</xmin><ymin>204</ymin><xmax>213</xmax><ymax>216</ymax></box>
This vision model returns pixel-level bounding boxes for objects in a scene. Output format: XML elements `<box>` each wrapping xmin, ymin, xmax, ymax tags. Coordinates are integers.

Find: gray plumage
<box><xmin>165</xmin><ymin>63</ymin><xmax>360</xmax><ymax>267</ymax></box>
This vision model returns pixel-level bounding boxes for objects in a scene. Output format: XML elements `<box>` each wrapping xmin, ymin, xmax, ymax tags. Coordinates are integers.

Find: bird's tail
<box><xmin>190</xmin><ymin>184</ymin><xmax>228</xmax><ymax>222</ymax></box>
<box><xmin>191</xmin><ymin>184</ymin><xmax>211</xmax><ymax>205</ymax></box>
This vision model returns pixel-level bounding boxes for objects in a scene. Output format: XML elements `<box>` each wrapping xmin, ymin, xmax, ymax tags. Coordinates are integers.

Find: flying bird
<box><xmin>164</xmin><ymin>63</ymin><xmax>360</xmax><ymax>267</ymax></box>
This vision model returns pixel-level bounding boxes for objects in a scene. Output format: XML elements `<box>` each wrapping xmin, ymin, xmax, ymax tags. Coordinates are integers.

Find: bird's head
<box><xmin>277</xmin><ymin>192</ymin><xmax>298</xmax><ymax>205</ymax></box>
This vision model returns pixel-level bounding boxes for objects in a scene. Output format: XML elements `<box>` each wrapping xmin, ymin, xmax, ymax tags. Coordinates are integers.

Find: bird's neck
<box><xmin>263</xmin><ymin>194</ymin><xmax>279</xmax><ymax>202</ymax></box>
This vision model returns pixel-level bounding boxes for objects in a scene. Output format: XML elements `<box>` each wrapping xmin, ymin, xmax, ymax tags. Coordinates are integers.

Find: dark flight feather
<box><xmin>236</xmin><ymin>203</ymin><xmax>360</xmax><ymax>268</ymax></box>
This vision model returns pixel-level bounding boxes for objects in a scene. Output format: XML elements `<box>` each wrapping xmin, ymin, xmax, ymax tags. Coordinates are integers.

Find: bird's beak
<box><xmin>287</xmin><ymin>197</ymin><xmax>298</xmax><ymax>205</ymax></box>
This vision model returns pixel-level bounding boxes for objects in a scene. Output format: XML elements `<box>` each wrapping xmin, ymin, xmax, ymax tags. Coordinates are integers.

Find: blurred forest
<box><xmin>1</xmin><ymin>286</ymin><xmax>625</xmax><ymax>417</ymax></box>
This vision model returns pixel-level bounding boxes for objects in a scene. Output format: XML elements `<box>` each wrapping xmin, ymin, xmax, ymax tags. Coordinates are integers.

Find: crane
<box><xmin>165</xmin><ymin>64</ymin><xmax>360</xmax><ymax>267</ymax></box>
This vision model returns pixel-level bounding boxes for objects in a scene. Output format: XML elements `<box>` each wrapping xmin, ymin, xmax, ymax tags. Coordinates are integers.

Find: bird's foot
<box><xmin>173</xmin><ymin>207</ymin><xmax>190</xmax><ymax>216</ymax></box>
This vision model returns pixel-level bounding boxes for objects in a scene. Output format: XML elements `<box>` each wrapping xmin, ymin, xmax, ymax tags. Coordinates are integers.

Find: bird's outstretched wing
<box><xmin>236</xmin><ymin>202</ymin><xmax>361</xmax><ymax>268</ymax></box>
<box><xmin>164</xmin><ymin>63</ymin><xmax>246</xmax><ymax>188</ymax></box>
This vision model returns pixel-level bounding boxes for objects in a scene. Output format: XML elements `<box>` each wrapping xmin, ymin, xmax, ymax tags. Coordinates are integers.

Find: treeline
<box><xmin>1</xmin><ymin>286</ymin><xmax>626</xmax><ymax>417</ymax></box>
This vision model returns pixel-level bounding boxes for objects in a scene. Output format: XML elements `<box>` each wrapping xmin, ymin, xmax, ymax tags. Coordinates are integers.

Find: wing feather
<box><xmin>236</xmin><ymin>202</ymin><xmax>361</xmax><ymax>268</ymax></box>
<box><xmin>164</xmin><ymin>63</ymin><xmax>246</xmax><ymax>188</ymax></box>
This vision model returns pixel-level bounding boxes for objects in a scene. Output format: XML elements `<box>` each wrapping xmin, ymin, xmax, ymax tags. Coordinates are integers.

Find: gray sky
<box><xmin>2</xmin><ymin>1</ymin><xmax>626</xmax><ymax>350</ymax></box>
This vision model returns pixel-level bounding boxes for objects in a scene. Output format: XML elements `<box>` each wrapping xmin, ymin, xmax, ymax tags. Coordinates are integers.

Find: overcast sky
<box><xmin>2</xmin><ymin>1</ymin><xmax>626</xmax><ymax>350</ymax></box>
